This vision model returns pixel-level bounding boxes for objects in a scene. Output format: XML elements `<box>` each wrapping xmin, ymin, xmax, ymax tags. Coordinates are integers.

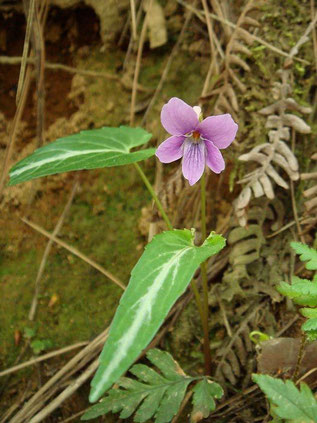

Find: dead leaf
<box><xmin>144</xmin><ymin>0</ymin><xmax>167</xmax><ymax>49</ymax></box>
<box><xmin>14</xmin><ymin>329</ymin><xmax>21</xmax><ymax>346</ymax></box>
<box><xmin>48</xmin><ymin>293</ymin><xmax>59</xmax><ymax>308</ymax></box>
<box><xmin>257</xmin><ymin>337</ymin><xmax>317</xmax><ymax>383</ymax></box>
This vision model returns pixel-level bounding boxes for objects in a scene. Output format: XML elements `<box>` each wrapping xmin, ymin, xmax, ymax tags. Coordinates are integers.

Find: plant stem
<box><xmin>133</xmin><ymin>162</ymin><xmax>173</xmax><ymax>230</ymax></box>
<box><xmin>200</xmin><ymin>172</ymin><xmax>207</xmax><ymax>240</ymax></box>
<box><xmin>190</xmin><ymin>280</ymin><xmax>205</xmax><ymax>327</ymax></box>
<box><xmin>200</xmin><ymin>172</ymin><xmax>212</xmax><ymax>375</ymax></box>
<box><xmin>293</xmin><ymin>332</ymin><xmax>307</xmax><ymax>382</ymax></box>
<box><xmin>135</xmin><ymin>161</ymin><xmax>210</xmax><ymax>373</ymax></box>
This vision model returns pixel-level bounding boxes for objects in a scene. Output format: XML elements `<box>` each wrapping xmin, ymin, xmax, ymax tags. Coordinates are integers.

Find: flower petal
<box><xmin>198</xmin><ymin>114</ymin><xmax>238</xmax><ymax>149</ymax></box>
<box><xmin>155</xmin><ymin>135</ymin><xmax>185</xmax><ymax>163</ymax></box>
<box><xmin>204</xmin><ymin>140</ymin><xmax>225</xmax><ymax>174</ymax></box>
<box><xmin>182</xmin><ymin>140</ymin><xmax>205</xmax><ymax>186</ymax></box>
<box><xmin>161</xmin><ymin>97</ymin><xmax>199</xmax><ymax>136</ymax></box>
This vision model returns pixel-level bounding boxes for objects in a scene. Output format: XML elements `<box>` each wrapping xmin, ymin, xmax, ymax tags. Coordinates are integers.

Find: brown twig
<box><xmin>16</xmin><ymin>0</ymin><xmax>35</xmax><ymax>104</ymax></box>
<box><xmin>296</xmin><ymin>366</ymin><xmax>317</xmax><ymax>384</ymax></box>
<box><xmin>10</xmin><ymin>328</ymin><xmax>109</xmax><ymax>423</ymax></box>
<box><xmin>130</xmin><ymin>0</ymin><xmax>152</xmax><ymax>126</ymax></box>
<box><xmin>21</xmin><ymin>217</ymin><xmax>126</xmax><ymax>290</ymax></box>
<box><xmin>0</xmin><ymin>56</ymin><xmax>119</xmax><ymax>80</ymax></box>
<box><xmin>130</xmin><ymin>0</ymin><xmax>137</xmax><ymax>40</ymax></box>
<box><xmin>0</xmin><ymin>341</ymin><xmax>88</xmax><ymax>378</ymax></box>
<box><xmin>171</xmin><ymin>390</ymin><xmax>193</xmax><ymax>423</ymax></box>
<box><xmin>123</xmin><ymin>0</ymin><xmax>144</xmax><ymax>71</ymax></box>
<box><xmin>0</xmin><ymin>380</ymin><xmax>32</xmax><ymax>423</ymax></box>
<box><xmin>29</xmin><ymin>359</ymin><xmax>99</xmax><ymax>423</ymax></box>
<box><xmin>32</xmin><ymin>0</ymin><xmax>46</xmax><ymax>146</ymax></box>
<box><xmin>59</xmin><ymin>409</ymin><xmax>88</xmax><ymax>423</ymax></box>
<box><xmin>13</xmin><ymin>292</ymin><xmax>193</xmax><ymax>422</ymax></box>
<box><xmin>28</xmin><ymin>180</ymin><xmax>79</xmax><ymax>321</ymax></box>
<box><xmin>0</xmin><ymin>0</ymin><xmax>49</xmax><ymax>196</ymax></box>
<box><xmin>292</xmin><ymin>333</ymin><xmax>307</xmax><ymax>382</ymax></box>
<box><xmin>141</xmin><ymin>6</ymin><xmax>194</xmax><ymax>126</ymax></box>
<box><xmin>200</xmin><ymin>0</ymin><xmax>217</xmax><ymax>95</ymax></box>
<box><xmin>0</xmin><ymin>67</ymin><xmax>32</xmax><ymax>196</ymax></box>
<box><xmin>311</xmin><ymin>0</ymin><xmax>317</xmax><ymax>72</ymax></box>
<box><xmin>287</xmin><ymin>12</ymin><xmax>317</xmax><ymax>63</ymax></box>
<box><xmin>215</xmin><ymin>289</ymin><xmax>232</xmax><ymax>337</ymax></box>
<box><xmin>266</xmin><ymin>219</ymin><xmax>303</xmax><ymax>239</ymax></box>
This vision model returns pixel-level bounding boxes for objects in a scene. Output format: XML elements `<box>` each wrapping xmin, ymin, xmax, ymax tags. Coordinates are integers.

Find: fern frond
<box><xmin>234</xmin><ymin>71</ymin><xmax>311</xmax><ymax>226</ymax></box>
<box><xmin>82</xmin><ymin>349</ymin><xmax>223</xmax><ymax>423</ymax></box>
<box><xmin>277</xmin><ymin>243</ymin><xmax>317</xmax><ymax>339</ymax></box>
<box><xmin>190</xmin><ymin>379</ymin><xmax>223</xmax><ymax>422</ymax></box>
<box><xmin>291</xmin><ymin>242</ymin><xmax>317</xmax><ymax>270</ymax></box>
<box><xmin>253</xmin><ymin>374</ymin><xmax>317</xmax><ymax>422</ymax></box>
<box><xmin>277</xmin><ymin>278</ymin><xmax>317</xmax><ymax>306</ymax></box>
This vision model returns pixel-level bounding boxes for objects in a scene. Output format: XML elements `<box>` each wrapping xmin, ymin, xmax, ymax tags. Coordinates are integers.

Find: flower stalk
<box><xmin>133</xmin><ymin>162</ymin><xmax>173</xmax><ymax>231</ymax></box>
<box><xmin>200</xmin><ymin>172</ymin><xmax>212</xmax><ymax>374</ymax></box>
<box><xmin>135</xmin><ymin>160</ymin><xmax>212</xmax><ymax>375</ymax></box>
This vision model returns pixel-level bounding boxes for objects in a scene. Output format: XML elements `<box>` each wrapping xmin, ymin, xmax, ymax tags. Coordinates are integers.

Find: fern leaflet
<box><xmin>253</xmin><ymin>374</ymin><xmax>317</xmax><ymax>423</ymax></box>
<box><xmin>82</xmin><ymin>349</ymin><xmax>223</xmax><ymax>423</ymax></box>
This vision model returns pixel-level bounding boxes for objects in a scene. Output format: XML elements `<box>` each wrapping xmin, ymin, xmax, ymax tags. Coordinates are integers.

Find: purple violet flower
<box><xmin>156</xmin><ymin>97</ymin><xmax>238</xmax><ymax>186</ymax></box>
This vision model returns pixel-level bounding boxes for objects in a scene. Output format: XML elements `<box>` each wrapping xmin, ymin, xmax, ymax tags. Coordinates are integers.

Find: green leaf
<box><xmin>300</xmin><ymin>308</ymin><xmax>317</xmax><ymax>318</ymax></box>
<box><xmin>9</xmin><ymin>126</ymin><xmax>153</xmax><ymax>185</ymax></box>
<box><xmin>277</xmin><ymin>279</ymin><xmax>317</xmax><ymax>306</ymax></box>
<box><xmin>190</xmin><ymin>379</ymin><xmax>223</xmax><ymax>422</ymax></box>
<box><xmin>291</xmin><ymin>242</ymin><xmax>317</xmax><ymax>270</ymax></box>
<box><xmin>252</xmin><ymin>374</ymin><xmax>317</xmax><ymax>422</ymax></box>
<box><xmin>145</xmin><ymin>349</ymin><xmax>185</xmax><ymax>381</ymax></box>
<box><xmin>30</xmin><ymin>339</ymin><xmax>53</xmax><ymax>354</ymax></box>
<box><xmin>82</xmin><ymin>348</ymin><xmax>197</xmax><ymax>423</ymax></box>
<box><xmin>301</xmin><ymin>318</ymin><xmax>317</xmax><ymax>340</ymax></box>
<box><xmin>23</xmin><ymin>327</ymin><xmax>36</xmax><ymax>339</ymax></box>
<box><xmin>89</xmin><ymin>230</ymin><xmax>226</xmax><ymax>403</ymax></box>
<box><xmin>154</xmin><ymin>379</ymin><xmax>191</xmax><ymax>423</ymax></box>
<box><xmin>302</xmin><ymin>318</ymin><xmax>317</xmax><ymax>331</ymax></box>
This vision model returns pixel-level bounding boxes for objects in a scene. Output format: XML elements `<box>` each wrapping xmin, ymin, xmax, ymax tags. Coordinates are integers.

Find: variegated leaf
<box><xmin>9</xmin><ymin>126</ymin><xmax>154</xmax><ymax>185</ymax></box>
<box><xmin>89</xmin><ymin>229</ymin><xmax>226</xmax><ymax>403</ymax></box>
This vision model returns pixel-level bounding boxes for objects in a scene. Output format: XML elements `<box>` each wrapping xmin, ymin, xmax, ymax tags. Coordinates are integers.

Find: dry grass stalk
<box><xmin>21</xmin><ymin>217</ymin><xmax>126</xmax><ymax>290</ymax></box>
<box><xmin>130</xmin><ymin>0</ymin><xmax>153</xmax><ymax>125</ymax></box>
<box><xmin>10</xmin><ymin>328</ymin><xmax>109</xmax><ymax>423</ymax></box>
<box><xmin>0</xmin><ymin>341</ymin><xmax>88</xmax><ymax>378</ymax></box>
<box><xmin>28</xmin><ymin>180</ymin><xmax>79</xmax><ymax>320</ymax></box>
<box><xmin>204</xmin><ymin>0</ymin><xmax>259</xmax><ymax>119</ymax></box>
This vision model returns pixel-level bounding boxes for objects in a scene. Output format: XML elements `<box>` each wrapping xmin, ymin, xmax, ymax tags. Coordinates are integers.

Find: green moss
<box><xmin>0</xmin><ymin>164</ymin><xmax>152</xmax><ymax>368</ymax></box>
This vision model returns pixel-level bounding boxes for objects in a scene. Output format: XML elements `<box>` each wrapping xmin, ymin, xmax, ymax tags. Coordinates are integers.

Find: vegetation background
<box><xmin>0</xmin><ymin>0</ymin><xmax>316</xmax><ymax>421</ymax></box>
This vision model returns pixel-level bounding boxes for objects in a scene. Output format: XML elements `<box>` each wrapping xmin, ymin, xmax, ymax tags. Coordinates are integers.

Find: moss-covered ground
<box><xmin>0</xmin><ymin>163</ymin><xmax>152</xmax><ymax>367</ymax></box>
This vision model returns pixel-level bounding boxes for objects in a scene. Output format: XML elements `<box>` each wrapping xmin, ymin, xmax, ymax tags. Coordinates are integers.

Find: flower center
<box><xmin>192</xmin><ymin>130</ymin><xmax>201</xmax><ymax>143</ymax></box>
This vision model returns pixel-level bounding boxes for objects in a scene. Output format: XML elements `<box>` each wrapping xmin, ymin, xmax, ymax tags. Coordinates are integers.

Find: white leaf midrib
<box><xmin>10</xmin><ymin>148</ymin><xmax>127</xmax><ymax>178</ymax></box>
<box><xmin>91</xmin><ymin>246</ymin><xmax>193</xmax><ymax>400</ymax></box>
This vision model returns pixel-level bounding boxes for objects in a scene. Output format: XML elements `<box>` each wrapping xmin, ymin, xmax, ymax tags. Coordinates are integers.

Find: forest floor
<box><xmin>0</xmin><ymin>0</ymin><xmax>316</xmax><ymax>422</ymax></box>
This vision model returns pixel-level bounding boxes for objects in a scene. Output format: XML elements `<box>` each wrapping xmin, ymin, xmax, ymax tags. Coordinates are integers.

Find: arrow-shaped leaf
<box><xmin>9</xmin><ymin>126</ymin><xmax>153</xmax><ymax>185</ymax></box>
<box><xmin>89</xmin><ymin>229</ymin><xmax>226</xmax><ymax>403</ymax></box>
